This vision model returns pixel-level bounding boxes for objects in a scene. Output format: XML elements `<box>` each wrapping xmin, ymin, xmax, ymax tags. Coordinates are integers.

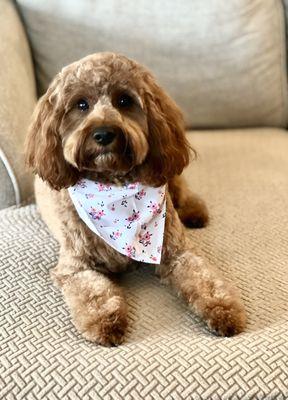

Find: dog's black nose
<box><xmin>92</xmin><ymin>128</ymin><xmax>116</xmax><ymax>146</ymax></box>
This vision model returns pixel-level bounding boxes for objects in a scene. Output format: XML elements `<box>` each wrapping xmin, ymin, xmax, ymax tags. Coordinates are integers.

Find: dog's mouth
<box><xmin>87</xmin><ymin>139</ymin><xmax>134</xmax><ymax>174</ymax></box>
<box><xmin>63</xmin><ymin>127</ymin><xmax>135</xmax><ymax>174</ymax></box>
<box><xmin>63</xmin><ymin>121</ymin><xmax>149</xmax><ymax>180</ymax></box>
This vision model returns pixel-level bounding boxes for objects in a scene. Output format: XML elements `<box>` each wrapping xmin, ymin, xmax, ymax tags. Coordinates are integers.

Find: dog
<box><xmin>25</xmin><ymin>52</ymin><xmax>246</xmax><ymax>345</ymax></box>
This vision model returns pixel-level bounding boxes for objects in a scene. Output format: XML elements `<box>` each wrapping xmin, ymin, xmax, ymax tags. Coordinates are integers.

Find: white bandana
<box><xmin>68</xmin><ymin>178</ymin><xmax>166</xmax><ymax>264</ymax></box>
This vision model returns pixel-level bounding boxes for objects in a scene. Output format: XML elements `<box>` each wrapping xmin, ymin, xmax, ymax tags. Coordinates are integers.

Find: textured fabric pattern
<box><xmin>0</xmin><ymin>0</ymin><xmax>36</xmax><ymax>208</ymax></box>
<box><xmin>1</xmin><ymin>128</ymin><xmax>288</xmax><ymax>399</ymax></box>
<box><xmin>16</xmin><ymin>0</ymin><xmax>288</xmax><ymax>128</ymax></box>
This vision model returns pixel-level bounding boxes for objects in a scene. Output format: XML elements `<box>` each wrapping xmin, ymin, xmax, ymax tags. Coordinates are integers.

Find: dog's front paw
<box><xmin>80</xmin><ymin>295</ymin><xmax>128</xmax><ymax>346</ymax></box>
<box><xmin>205</xmin><ymin>301</ymin><xmax>246</xmax><ymax>337</ymax></box>
<box><xmin>62</xmin><ymin>271</ymin><xmax>128</xmax><ymax>346</ymax></box>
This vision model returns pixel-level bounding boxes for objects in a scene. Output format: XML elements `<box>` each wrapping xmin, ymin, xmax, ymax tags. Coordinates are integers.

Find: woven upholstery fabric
<box><xmin>1</xmin><ymin>128</ymin><xmax>288</xmax><ymax>399</ymax></box>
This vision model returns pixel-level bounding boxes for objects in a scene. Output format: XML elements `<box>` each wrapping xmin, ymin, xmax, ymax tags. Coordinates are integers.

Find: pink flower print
<box><xmin>139</xmin><ymin>231</ymin><xmax>152</xmax><ymax>247</ymax></box>
<box><xmin>97</xmin><ymin>183</ymin><xmax>112</xmax><ymax>192</ymax></box>
<box><xmin>110</xmin><ymin>203</ymin><xmax>115</xmax><ymax>211</ymax></box>
<box><xmin>141</xmin><ymin>223</ymin><xmax>147</xmax><ymax>230</ymax></box>
<box><xmin>135</xmin><ymin>188</ymin><xmax>146</xmax><ymax>200</ymax></box>
<box><xmin>123</xmin><ymin>244</ymin><xmax>136</xmax><ymax>258</ymax></box>
<box><xmin>76</xmin><ymin>179</ymin><xmax>87</xmax><ymax>189</ymax></box>
<box><xmin>125</xmin><ymin>209</ymin><xmax>140</xmax><ymax>229</ymax></box>
<box><xmin>110</xmin><ymin>230</ymin><xmax>122</xmax><ymax>240</ymax></box>
<box><xmin>85</xmin><ymin>193</ymin><xmax>95</xmax><ymax>199</ymax></box>
<box><xmin>147</xmin><ymin>201</ymin><xmax>162</xmax><ymax>216</ymax></box>
<box><xmin>154</xmin><ymin>221</ymin><xmax>159</xmax><ymax>227</ymax></box>
<box><xmin>150</xmin><ymin>255</ymin><xmax>157</xmax><ymax>262</ymax></box>
<box><xmin>89</xmin><ymin>207</ymin><xmax>105</xmax><ymax>220</ymax></box>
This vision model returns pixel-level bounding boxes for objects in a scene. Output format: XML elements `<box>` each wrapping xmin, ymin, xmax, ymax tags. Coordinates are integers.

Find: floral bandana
<box><xmin>68</xmin><ymin>178</ymin><xmax>166</xmax><ymax>264</ymax></box>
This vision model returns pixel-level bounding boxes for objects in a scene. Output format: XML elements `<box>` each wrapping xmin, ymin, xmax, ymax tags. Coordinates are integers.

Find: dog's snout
<box><xmin>92</xmin><ymin>127</ymin><xmax>116</xmax><ymax>146</ymax></box>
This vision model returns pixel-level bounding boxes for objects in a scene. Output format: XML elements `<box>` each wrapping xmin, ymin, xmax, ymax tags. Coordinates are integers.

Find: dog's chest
<box><xmin>89</xmin><ymin>231</ymin><xmax>135</xmax><ymax>273</ymax></box>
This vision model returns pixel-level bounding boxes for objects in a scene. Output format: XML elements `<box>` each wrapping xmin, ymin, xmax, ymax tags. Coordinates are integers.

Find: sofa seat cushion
<box><xmin>16</xmin><ymin>0</ymin><xmax>288</xmax><ymax>129</ymax></box>
<box><xmin>1</xmin><ymin>128</ymin><xmax>288</xmax><ymax>399</ymax></box>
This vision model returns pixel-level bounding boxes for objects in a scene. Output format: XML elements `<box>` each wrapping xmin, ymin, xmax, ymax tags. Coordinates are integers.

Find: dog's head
<box><xmin>26</xmin><ymin>52</ymin><xmax>192</xmax><ymax>189</ymax></box>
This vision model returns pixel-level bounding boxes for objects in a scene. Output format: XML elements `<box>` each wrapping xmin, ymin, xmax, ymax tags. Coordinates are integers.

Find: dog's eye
<box><xmin>77</xmin><ymin>99</ymin><xmax>89</xmax><ymax>112</ymax></box>
<box><xmin>117</xmin><ymin>94</ymin><xmax>134</xmax><ymax>109</ymax></box>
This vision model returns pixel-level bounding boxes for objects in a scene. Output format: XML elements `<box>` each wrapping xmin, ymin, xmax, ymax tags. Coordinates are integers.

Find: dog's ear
<box><xmin>143</xmin><ymin>79</ymin><xmax>194</xmax><ymax>185</ymax></box>
<box><xmin>25</xmin><ymin>75</ymin><xmax>79</xmax><ymax>190</ymax></box>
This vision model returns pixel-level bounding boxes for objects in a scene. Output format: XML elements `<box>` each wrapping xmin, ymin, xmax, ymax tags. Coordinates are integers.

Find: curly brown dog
<box><xmin>25</xmin><ymin>52</ymin><xmax>246</xmax><ymax>345</ymax></box>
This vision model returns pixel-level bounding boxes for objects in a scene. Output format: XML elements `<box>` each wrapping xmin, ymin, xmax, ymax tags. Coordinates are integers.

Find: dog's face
<box><xmin>26</xmin><ymin>53</ymin><xmax>192</xmax><ymax>189</ymax></box>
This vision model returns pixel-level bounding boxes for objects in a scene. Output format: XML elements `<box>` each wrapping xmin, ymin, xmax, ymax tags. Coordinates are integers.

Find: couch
<box><xmin>0</xmin><ymin>0</ymin><xmax>288</xmax><ymax>398</ymax></box>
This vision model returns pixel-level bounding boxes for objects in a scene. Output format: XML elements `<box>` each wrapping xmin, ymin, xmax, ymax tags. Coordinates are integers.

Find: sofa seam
<box><xmin>0</xmin><ymin>146</ymin><xmax>21</xmax><ymax>206</ymax></box>
<box><xmin>276</xmin><ymin>0</ymin><xmax>288</xmax><ymax>128</ymax></box>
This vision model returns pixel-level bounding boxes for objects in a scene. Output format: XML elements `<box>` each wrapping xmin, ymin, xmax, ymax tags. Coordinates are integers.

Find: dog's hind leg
<box><xmin>168</xmin><ymin>175</ymin><xmax>209</xmax><ymax>228</ymax></box>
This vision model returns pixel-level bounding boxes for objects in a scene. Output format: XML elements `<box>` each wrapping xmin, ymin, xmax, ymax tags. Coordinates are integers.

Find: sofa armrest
<box><xmin>0</xmin><ymin>0</ymin><xmax>36</xmax><ymax>209</ymax></box>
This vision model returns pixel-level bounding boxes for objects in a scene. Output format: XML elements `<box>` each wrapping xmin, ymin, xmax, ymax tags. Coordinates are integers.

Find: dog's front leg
<box><xmin>158</xmin><ymin>249</ymin><xmax>246</xmax><ymax>336</ymax></box>
<box><xmin>159</xmin><ymin>195</ymin><xmax>246</xmax><ymax>336</ymax></box>
<box><xmin>50</xmin><ymin>252</ymin><xmax>128</xmax><ymax>346</ymax></box>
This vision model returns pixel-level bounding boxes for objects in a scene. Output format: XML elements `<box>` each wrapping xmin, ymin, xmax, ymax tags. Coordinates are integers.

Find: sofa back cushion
<box><xmin>0</xmin><ymin>0</ymin><xmax>36</xmax><ymax>209</ymax></box>
<box><xmin>16</xmin><ymin>0</ymin><xmax>288</xmax><ymax>128</ymax></box>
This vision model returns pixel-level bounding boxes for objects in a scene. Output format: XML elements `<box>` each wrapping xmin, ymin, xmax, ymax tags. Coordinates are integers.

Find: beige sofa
<box><xmin>0</xmin><ymin>0</ymin><xmax>288</xmax><ymax>398</ymax></box>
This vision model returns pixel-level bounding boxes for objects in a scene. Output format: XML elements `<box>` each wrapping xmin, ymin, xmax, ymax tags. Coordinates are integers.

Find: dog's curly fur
<box><xmin>26</xmin><ymin>52</ymin><xmax>246</xmax><ymax>345</ymax></box>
